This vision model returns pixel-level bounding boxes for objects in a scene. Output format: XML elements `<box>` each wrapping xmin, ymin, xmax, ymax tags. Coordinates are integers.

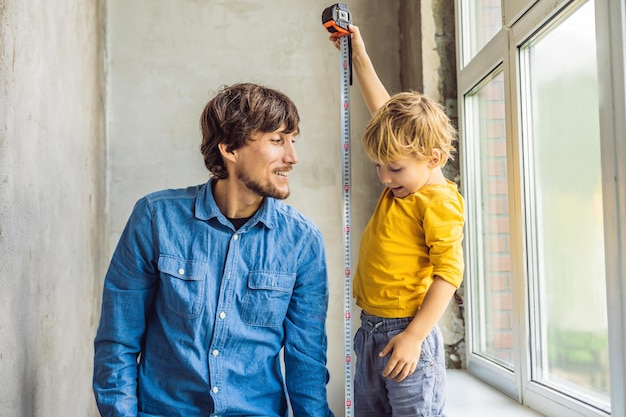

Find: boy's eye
<box><xmin>374</xmin><ymin>163</ymin><xmax>400</xmax><ymax>172</ymax></box>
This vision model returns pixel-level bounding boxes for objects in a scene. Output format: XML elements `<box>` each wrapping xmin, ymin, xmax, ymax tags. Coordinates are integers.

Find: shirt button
<box><xmin>212</xmin><ymin>386</ymin><xmax>219</xmax><ymax>393</ymax></box>
<box><xmin>219</xmin><ymin>312</ymin><xmax>226</xmax><ymax>319</ymax></box>
<box><xmin>212</xmin><ymin>349</ymin><xmax>219</xmax><ymax>356</ymax></box>
<box><xmin>178</xmin><ymin>268</ymin><xmax>185</xmax><ymax>275</ymax></box>
<box><xmin>233</xmin><ymin>234</ymin><xmax>239</xmax><ymax>240</ymax></box>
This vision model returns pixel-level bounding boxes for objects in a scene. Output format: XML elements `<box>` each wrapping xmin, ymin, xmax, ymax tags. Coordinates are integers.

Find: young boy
<box><xmin>330</xmin><ymin>25</ymin><xmax>465</xmax><ymax>416</ymax></box>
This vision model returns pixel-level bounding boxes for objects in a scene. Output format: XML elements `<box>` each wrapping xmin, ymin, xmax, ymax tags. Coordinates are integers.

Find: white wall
<box><xmin>0</xmin><ymin>1</ymin><xmax>105</xmax><ymax>416</ymax></box>
<box><xmin>105</xmin><ymin>0</ymin><xmax>400</xmax><ymax>414</ymax></box>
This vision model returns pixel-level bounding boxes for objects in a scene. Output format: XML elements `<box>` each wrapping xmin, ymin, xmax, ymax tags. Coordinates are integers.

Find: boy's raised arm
<box><xmin>330</xmin><ymin>24</ymin><xmax>390</xmax><ymax>116</ymax></box>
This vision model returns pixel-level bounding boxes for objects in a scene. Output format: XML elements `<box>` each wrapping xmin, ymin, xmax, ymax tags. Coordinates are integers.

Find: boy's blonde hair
<box><xmin>362</xmin><ymin>91</ymin><xmax>457</xmax><ymax>166</ymax></box>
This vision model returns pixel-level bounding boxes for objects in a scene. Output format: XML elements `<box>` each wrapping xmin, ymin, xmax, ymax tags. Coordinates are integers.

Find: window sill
<box><xmin>446</xmin><ymin>370</ymin><xmax>544</xmax><ymax>416</ymax></box>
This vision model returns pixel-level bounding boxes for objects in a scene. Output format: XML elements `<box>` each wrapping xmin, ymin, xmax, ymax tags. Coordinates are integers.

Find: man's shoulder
<box><xmin>136</xmin><ymin>184</ymin><xmax>206</xmax><ymax>208</ymax></box>
<box><xmin>145</xmin><ymin>183</ymin><xmax>204</xmax><ymax>201</ymax></box>
<box><xmin>128</xmin><ymin>183</ymin><xmax>207</xmax><ymax>217</ymax></box>
<box><xmin>271</xmin><ymin>199</ymin><xmax>322</xmax><ymax>234</ymax></box>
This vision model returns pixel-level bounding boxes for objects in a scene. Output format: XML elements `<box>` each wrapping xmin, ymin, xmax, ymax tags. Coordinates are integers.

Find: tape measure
<box><xmin>321</xmin><ymin>4</ymin><xmax>353</xmax><ymax>416</ymax></box>
<box><xmin>322</xmin><ymin>3</ymin><xmax>351</xmax><ymax>36</ymax></box>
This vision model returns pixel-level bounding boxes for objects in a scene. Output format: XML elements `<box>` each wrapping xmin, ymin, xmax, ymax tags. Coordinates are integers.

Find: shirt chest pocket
<box><xmin>158</xmin><ymin>255</ymin><xmax>208</xmax><ymax>318</ymax></box>
<box><xmin>242</xmin><ymin>271</ymin><xmax>296</xmax><ymax>327</ymax></box>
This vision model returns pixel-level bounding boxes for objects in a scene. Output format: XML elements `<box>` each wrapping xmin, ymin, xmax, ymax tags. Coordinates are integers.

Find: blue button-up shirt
<box><xmin>93</xmin><ymin>181</ymin><xmax>334</xmax><ymax>417</ymax></box>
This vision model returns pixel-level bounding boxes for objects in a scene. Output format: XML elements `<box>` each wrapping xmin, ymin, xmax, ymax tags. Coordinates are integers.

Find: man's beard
<box><xmin>237</xmin><ymin>169</ymin><xmax>290</xmax><ymax>200</ymax></box>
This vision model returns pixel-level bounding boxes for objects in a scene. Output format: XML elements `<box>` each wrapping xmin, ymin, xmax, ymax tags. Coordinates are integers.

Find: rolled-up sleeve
<box><xmin>424</xmin><ymin>196</ymin><xmax>465</xmax><ymax>289</ymax></box>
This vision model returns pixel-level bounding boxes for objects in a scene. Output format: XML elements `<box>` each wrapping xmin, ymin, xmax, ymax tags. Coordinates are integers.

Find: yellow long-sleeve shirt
<box><xmin>354</xmin><ymin>179</ymin><xmax>465</xmax><ymax>318</ymax></box>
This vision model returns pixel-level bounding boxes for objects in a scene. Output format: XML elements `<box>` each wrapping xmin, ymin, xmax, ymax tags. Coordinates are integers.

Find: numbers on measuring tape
<box><xmin>322</xmin><ymin>3</ymin><xmax>354</xmax><ymax>416</ymax></box>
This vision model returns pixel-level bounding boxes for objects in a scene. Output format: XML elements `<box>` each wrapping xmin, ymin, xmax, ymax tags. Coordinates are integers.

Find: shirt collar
<box><xmin>194</xmin><ymin>179</ymin><xmax>280</xmax><ymax>230</ymax></box>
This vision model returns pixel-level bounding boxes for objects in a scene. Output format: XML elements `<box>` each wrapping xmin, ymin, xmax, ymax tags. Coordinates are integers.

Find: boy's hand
<box><xmin>379</xmin><ymin>330</ymin><xmax>423</xmax><ymax>382</ymax></box>
<box><xmin>328</xmin><ymin>24</ymin><xmax>367</xmax><ymax>60</ymax></box>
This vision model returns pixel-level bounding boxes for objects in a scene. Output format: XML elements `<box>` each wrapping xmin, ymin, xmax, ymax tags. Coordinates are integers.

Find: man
<box><xmin>93</xmin><ymin>83</ymin><xmax>334</xmax><ymax>417</ymax></box>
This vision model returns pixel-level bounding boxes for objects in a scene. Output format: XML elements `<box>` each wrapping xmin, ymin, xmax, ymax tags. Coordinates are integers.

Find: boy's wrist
<box><xmin>352</xmin><ymin>53</ymin><xmax>368</xmax><ymax>67</ymax></box>
<box><xmin>404</xmin><ymin>323</ymin><xmax>429</xmax><ymax>343</ymax></box>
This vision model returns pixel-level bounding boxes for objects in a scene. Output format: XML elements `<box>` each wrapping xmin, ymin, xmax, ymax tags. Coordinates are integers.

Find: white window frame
<box><xmin>456</xmin><ymin>0</ymin><xmax>626</xmax><ymax>415</ymax></box>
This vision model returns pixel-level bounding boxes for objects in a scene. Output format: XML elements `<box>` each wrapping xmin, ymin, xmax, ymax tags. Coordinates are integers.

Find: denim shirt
<box><xmin>93</xmin><ymin>181</ymin><xmax>334</xmax><ymax>417</ymax></box>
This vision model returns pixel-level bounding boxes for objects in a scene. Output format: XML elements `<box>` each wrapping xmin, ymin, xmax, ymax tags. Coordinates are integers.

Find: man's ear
<box><xmin>218</xmin><ymin>143</ymin><xmax>237</xmax><ymax>163</ymax></box>
<box><xmin>429</xmin><ymin>149</ymin><xmax>442</xmax><ymax>167</ymax></box>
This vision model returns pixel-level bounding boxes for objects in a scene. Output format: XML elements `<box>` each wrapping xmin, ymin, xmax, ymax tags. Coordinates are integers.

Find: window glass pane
<box><xmin>461</xmin><ymin>0</ymin><xmax>502</xmax><ymax>65</ymax></box>
<box><xmin>522</xmin><ymin>2</ymin><xmax>610</xmax><ymax>410</ymax></box>
<box><xmin>467</xmin><ymin>71</ymin><xmax>514</xmax><ymax>370</ymax></box>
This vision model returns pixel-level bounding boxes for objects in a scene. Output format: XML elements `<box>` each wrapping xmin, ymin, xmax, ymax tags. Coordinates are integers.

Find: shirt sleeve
<box><xmin>423</xmin><ymin>194</ymin><xmax>465</xmax><ymax>288</ymax></box>
<box><xmin>283</xmin><ymin>227</ymin><xmax>335</xmax><ymax>417</ymax></box>
<box><xmin>93</xmin><ymin>197</ymin><xmax>158</xmax><ymax>416</ymax></box>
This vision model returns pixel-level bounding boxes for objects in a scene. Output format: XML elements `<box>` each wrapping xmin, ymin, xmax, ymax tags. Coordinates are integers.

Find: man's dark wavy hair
<box><xmin>200</xmin><ymin>83</ymin><xmax>300</xmax><ymax>179</ymax></box>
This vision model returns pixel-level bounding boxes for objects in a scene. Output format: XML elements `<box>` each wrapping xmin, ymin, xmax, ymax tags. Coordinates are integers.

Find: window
<box><xmin>458</xmin><ymin>0</ymin><xmax>503</xmax><ymax>66</ymax></box>
<box><xmin>457</xmin><ymin>0</ymin><xmax>626</xmax><ymax>415</ymax></box>
<box><xmin>520</xmin><ymin>3</ymin><xmax>610</xmax><ymax>409</ymax></box>
<box><xmin>465</xmin><ymin>71</ymin><xmax>515</xmax><ymax>371</ymax></box>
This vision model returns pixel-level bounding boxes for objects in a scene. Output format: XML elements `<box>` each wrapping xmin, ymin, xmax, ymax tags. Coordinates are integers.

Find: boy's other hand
<box><xmin>379</xmin><ymin>331</ymin><xmax>423</xmax><ymax>383</ymax></box>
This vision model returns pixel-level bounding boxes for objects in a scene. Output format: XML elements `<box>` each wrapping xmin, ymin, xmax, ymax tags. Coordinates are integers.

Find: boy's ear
<box><xmin>429</xmin><ymin>149</ymin><xmax>442</xmax><ymax>167</ymax></box>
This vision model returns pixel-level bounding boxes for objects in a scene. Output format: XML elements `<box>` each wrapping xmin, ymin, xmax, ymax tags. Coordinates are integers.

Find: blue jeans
<box><xmin>354</xmin><ymin>312</ymin><xmax>446</xmax><ymax>417</ymax></box>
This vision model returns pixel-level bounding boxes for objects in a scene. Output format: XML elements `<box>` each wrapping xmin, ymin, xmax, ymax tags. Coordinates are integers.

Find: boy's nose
<box><xmin>377</xmin><ymin>169</ymin><xmax>390</xmax><ymax>184</ymax></box>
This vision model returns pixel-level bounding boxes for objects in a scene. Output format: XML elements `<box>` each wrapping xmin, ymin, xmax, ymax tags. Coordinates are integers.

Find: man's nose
<box><xmin>284</xmin><ymin>140</ymin><xmax>299</xmax><ymax>164</ymax></box>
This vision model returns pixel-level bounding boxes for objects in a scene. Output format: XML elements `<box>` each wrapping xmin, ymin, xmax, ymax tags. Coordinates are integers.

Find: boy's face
<box><xmin>373</xmin><ymin>156</ymin><xmax>436</xmax><ymax>198</ymax></box>
<box><xmin>232</xmin><ymin>125</ymin><xmax>299</xmax><ymax>200</ymax></box>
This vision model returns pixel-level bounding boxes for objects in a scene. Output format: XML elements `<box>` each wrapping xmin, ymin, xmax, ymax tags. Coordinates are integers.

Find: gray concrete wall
<box><xmin>0</xmin><ymin>0</ymin><xmax>463</xmax><ymax>415</ymax></box>
<box><xmin>0</xmin><ymin>0</ymin><xmax>105</xmax><ymax>416</ymax></box>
